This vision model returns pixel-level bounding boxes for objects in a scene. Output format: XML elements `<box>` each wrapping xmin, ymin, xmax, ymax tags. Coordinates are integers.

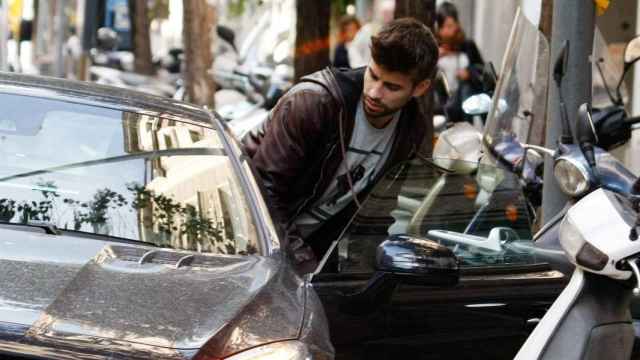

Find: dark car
<box><xmin>310</xmin><ymin>159</ymin><xmax>567</xmax><ymax>359</ymax></box>
<box><xmin>0</xmin><ymin>73</ymin><xmax>566</xmax><ymax>360</ymax></box>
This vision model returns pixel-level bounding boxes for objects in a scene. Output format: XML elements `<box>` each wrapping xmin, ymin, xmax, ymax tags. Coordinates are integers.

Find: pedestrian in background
<box><xmin>348</xmin><ymin>0</ymin><xmax>395</xmax><ymax>68</ymax></box>
<box><xmin>436</xmin><ymin>1</ymin><xmax>484</xmax><ymax>123</ymax></box>
<box><xmin>333</xmin><ymin>15</ymin><xmax>361</xmax><ymax>68</ymax></box>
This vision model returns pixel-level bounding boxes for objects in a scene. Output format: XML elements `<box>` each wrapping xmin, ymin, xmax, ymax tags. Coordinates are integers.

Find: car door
<box><xmin>310</xmin><ymin>158</ymin><xmax>567</xmax><ymax>360</ymax></box>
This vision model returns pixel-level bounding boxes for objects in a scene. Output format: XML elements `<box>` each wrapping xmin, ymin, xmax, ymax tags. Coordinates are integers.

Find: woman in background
<box><xmin>333</xmin><ymin>15</ymin><xmax>361</xmax><ymax>68</ymax></box>
<box><xmin>436</xmin><ymin>1</ymin><xmax>484</xmax><ymax>123</ymax></box>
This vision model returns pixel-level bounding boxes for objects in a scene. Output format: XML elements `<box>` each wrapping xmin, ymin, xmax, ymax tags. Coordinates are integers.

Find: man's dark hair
<box><xmin>436</xmin><ymin>2</ymin><xmax>459</xmax><ymax>28</ymax></box>
<box><xmin>339</xmin><ymin>15</ymin><xmax>360</xmax><ymax>32</ymax></box>
<box><xmin>370</xmin><ymin>18</ymin><xmax>439</xmax><ymax>83</ymax></box>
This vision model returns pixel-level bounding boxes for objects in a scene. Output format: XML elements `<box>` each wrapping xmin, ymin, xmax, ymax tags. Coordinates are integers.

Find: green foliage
<box><xmin>0</xmin><ymin>199</ymin><xmax>16</xmax><ymax>221</ymax></box>
<box><xmin>127</xmin><ymin>183</ymin><xmax>226</xmax><ymax>250</ymax></box>
<box><xmin>0</xmin><ymin>180</ymin><xmax>242</xmax><ymax>255</ymax></box>
<box><xmin>331</xmin><ymin>0</ymin><xmax>355</xmax><ymax>15</ymax></box>
<box><xmin>228</xmin><ymin>0</ymin><xmax>247</xmax><ymax>18</ymax></box>
<box><xmin>148</xmin><ymin>0</ymin><xmax>170</xmax><ymax>20</ymax></box>
<box><xmin>63</xmin><ymin>189</ymin><xmax>128</xmax><ymax>231</ymax></box>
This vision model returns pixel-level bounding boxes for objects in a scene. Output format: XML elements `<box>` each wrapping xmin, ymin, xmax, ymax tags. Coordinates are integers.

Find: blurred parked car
<box><xmin>0</xmin><ymin>73</ymin><xmax>567</xmax><ymax>360</ymax></box>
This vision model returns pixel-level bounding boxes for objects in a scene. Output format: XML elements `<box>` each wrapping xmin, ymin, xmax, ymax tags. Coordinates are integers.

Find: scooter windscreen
<box><xmin>483</xmin><ymin>10</ymin><xmax>550</xmax><ymax>171</ymax></box>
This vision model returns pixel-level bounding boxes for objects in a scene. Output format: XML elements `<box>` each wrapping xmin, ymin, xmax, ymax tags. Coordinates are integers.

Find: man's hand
<box><xmin>287</xmin><ymin>236</ymin><xmax>319</xmax><ymax>275</ymax></box>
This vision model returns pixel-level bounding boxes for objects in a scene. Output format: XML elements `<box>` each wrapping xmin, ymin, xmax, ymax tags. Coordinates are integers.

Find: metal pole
<box><xmin>541</xmin><ymin>0</ymin><xmax>595</xmax><ymax>223</ymax></box>
<box><xmin>0</xmin><ymin>0</ymin><xmax>9</xmax><ymax>71</ymax></box>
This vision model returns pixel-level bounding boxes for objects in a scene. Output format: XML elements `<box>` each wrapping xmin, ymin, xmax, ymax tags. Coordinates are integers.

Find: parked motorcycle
<box><xmin>459</xmin><ymin>11</ymin><xmax>640</xmax><ymax>214</ymax></box>
<box><xmin>513</xmin><ymin>105</ymin><xmax>638</xmax><ymax>360</ymax></box>
<box><xmin>89</xmin><ymin>27</ymin><xmax>180</xmax><ymax>98</ymax></box>
<box><xmin>172</xmin><ymin>12</ymin><xmax>294</xmax><ymax>138</ymax></box>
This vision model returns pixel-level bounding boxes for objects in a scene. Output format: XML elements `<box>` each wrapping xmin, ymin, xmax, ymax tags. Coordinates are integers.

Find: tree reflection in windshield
<box><xmin>0</xmin><ymin>179</ymin><xmax>257</xmax><ymax>255</ymax></box>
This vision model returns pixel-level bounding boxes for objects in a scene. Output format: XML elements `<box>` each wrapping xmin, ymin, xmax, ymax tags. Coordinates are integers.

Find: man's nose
<box><xmin>367</xmin><ymin>84</ymin><xmax>383</xmax><ymax>99</ymax></box>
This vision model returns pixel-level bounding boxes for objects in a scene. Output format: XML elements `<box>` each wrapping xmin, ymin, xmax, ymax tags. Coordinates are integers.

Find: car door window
<box><xmin>0</xmin><ymin>93</ymin><xmax>258</xmax><ymax>255</ymax></box>
<box><xmin>319</xmin><ymin>158</ymin><xmax>539</xmax><ymax>275</ymax></box>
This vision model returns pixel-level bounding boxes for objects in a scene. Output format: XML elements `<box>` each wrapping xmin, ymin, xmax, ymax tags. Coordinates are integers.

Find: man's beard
<box><xmin>363</xmin><ymin>96</ymin><xmax>399</xmax><ymax>119</ymax></box>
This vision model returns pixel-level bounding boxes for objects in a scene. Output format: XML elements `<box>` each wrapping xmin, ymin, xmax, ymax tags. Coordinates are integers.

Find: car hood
<box><xmin>0</xmin><ymin>228</ymin><xmax>302</xmax><ymax>354</ymax></box>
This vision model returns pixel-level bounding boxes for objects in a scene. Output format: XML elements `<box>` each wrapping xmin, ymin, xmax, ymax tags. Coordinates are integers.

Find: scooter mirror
<box><xmin>432</xmin><ymin>123</ymin><xmax>482</xmax><ymax>174</ymax></box>
<box><xmin>614</xmin><ymin>35</ymin><xmax>640</xmax><ymax>105</ymax></box>
<box><xmin>433</xmin><ymin>115</ymin><xmax>447</xmax><ymax>133</ymax></box>
<box><xmin>624</xmin><ymin>35</ymin><xmax>640</xmax><ymax>65</ymax></box>
<box><xmin>576</xmin><ymin>102</ymin><xmax>598</xmax><ymax>168</ymax></box>
<box><xmin>462</xmin><ymin>93</ymin><xmax>492</xmax><ymax>115</ymax></box>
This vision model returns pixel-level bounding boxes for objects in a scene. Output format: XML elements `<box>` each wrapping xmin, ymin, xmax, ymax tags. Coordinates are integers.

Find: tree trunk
<box><xmin>131</xmin><ymin>0</ymin><xmax>154</xmax><ymax>75</ymax></box>
<box><xmin>394</xmin><ymin>0</ymin><xmax>436</xmax><ymax>157</ymax></box>
<box><xmin>294</xmin><ymin>0</ymin><xmax>331</xmax><ymax>82</ymax></box>
<box><xmin>394</xmin><ymin>0</ymin><xmax>435</xmax><ymax>28</ymax></box>
<box><xmin>183</xmin><ymin>0</ymin><xmax>216</xmax><ymax>108</ymax></box>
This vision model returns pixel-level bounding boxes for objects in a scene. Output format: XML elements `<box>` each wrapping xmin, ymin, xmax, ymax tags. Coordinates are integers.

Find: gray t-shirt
<box><xmin>295</xmin><ymin>97</ymin><xmax>400</xmax><ymax>237</ymax></box>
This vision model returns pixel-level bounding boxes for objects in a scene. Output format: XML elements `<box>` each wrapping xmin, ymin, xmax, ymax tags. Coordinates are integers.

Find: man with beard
<box><xmin>243</xmin><ymin>18</ymin><xmax>438</xmax><ymax>273</ymax></box>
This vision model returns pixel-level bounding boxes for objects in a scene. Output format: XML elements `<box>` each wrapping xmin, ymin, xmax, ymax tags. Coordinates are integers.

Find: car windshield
<box><xmin>333</xmin><ymin>158</ymin><xmax>537</xmax><ymax>273</ymax></box>
<box><xmin>0</xmin><ymin>93</ymin><xmax>258</xmax><ymax>255</ymax></box>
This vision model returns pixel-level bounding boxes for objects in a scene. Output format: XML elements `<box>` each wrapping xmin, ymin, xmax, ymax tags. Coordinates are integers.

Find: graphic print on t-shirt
<box><xmin>294</xmin><ymin>97</ymin><xmax>401</xmax><ymax>237</ymax></box>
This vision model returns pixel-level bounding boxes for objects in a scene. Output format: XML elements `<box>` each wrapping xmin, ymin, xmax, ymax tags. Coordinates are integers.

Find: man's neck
<box><xmin>366</xmin><ymin>113</ymin><xmax>395</xmax><ymax>129</ymax></box>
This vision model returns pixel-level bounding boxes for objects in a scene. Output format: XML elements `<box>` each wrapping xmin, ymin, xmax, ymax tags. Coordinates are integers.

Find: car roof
<box><xmin>0</xmin><ymin>71</ymin><xmax>213</xmax><ymax>126</ymax></box>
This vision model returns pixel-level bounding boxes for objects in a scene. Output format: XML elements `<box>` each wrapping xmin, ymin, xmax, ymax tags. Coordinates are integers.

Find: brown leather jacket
<box><xmin>243</xmin><ymin>67</ymin><xmax>426</xmax><ymax>240</ymax></box>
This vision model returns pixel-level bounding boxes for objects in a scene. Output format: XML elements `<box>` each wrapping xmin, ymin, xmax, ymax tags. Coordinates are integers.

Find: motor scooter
<box><xmin>513</xmin><ymin>104</ymin><xmax>638</xmax><ymax>360</ymax></box>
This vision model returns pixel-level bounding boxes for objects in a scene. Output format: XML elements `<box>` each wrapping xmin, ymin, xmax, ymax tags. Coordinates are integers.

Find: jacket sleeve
<box><xmin>462</xmin><ymin>39</ymin><xmax>486</xmax><ymax>93</ymax></box>
<box><xmin>463</xmin><ymin>39</ymin><xmax>484</xmax><ymax>67</ymax></box>
<box><xmin>249</xmin><ymin>86</ymin><xmax>333</xmax><ymax>227</ymax></box>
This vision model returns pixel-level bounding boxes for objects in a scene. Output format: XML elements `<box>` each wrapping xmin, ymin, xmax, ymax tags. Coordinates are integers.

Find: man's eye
<box><xmin>386</xmin><ymin>85</ymin><xmax>400</xmax><ymax>91</ymax></box>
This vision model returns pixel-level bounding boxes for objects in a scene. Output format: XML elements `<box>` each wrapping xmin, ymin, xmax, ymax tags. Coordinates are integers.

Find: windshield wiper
<box><xmin>58</xmin><ymin>228</ymin><xmax>160</xmax><ymax>248</ymax></box>
<box><xmin>0</xmin><ymin>221</ymin><xmax>160</xmax><ymax>247</ymax></box>
<box><xmin>0</xmin><ymin>220</ymin><xmax>61</xmax><ymax>235</ymax></box>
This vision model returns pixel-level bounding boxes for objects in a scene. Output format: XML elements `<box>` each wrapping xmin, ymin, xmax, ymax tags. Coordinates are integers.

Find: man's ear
<box><xmin>412</xmin><ymin>79</ymin><xmax>431</xmax><ymax>98</ymax></box>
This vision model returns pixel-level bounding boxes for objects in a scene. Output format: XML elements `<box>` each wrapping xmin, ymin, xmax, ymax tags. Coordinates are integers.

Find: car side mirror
<box><xmin>376</xmin><ymin>234</ymin><xmax>459</xmax><ymax>286</ymax></box>
<box><xmin>339</xmin><ymin>234</ymin><xmax>458</xmax><ymax>315</ymax></box>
